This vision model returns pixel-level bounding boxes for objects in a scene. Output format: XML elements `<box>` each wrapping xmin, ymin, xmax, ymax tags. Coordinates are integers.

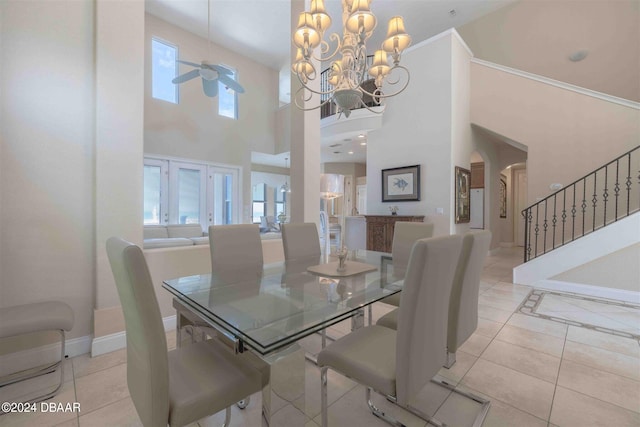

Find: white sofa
<box><xmin>143</xmin><ymin>224</ymin><xmax>208</xmax><ymax>249</ymax></box>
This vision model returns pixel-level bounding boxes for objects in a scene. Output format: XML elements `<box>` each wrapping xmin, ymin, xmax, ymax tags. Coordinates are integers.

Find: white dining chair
<box><xmin>317</xmin><ymin>235</ymin><xmax>463</xmax><ymax>427</ymax></box>
<box><xmin>106</xmin><ymin>237</ymin><xmax>264</xmax><ymax>427</ymax></box>
<box><xmin>376</xmin><ymin>230</ymin><xmax>493</xmax><ymax>427</ymax></box>
<box><xmin>281</xmin><ymin>222</ymin><xmax>321</xmax><ymax>260</ymax></box>
<box><xmin>378</xmin><ymin>221</ymin><xmax>434</xmax><ymax>309</ymax></box>
<box><xmin>209</xmin><ymin>224</ymin><xmax>264</xmax><ymax>271</ymax></box>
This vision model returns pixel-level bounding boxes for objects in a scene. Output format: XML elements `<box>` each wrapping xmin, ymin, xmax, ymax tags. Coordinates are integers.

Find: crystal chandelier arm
<box><xmin>359</xmin><ymin>64</ymin><xmax>410</xmax><ymax>101</ymax></box>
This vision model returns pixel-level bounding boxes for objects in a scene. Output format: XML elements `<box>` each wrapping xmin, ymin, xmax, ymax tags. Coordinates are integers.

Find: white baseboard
<box><xmin>534</xmin><ymin>279</ymin><xmax>640</xmax><ymax>304</ymax></box>
<box><xmin>91</xmin><ymin>315</ymin><xmax>176</xmax><ymax>357</ymax></box>
<box><xmin>500</xmin><ymin>242</ymin><xmax>516</xmax><ymax>248</ymax></box>
<box><xmin>0</xmin><ymin>335</ymin><xmax>92</xmax><ymax>377</ymax></box>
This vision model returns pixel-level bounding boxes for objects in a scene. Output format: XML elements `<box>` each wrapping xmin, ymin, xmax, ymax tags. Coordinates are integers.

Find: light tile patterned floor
<box><xmin>1</xmin><ymin>248</ymin><xmax>639</xmax><ymax>427</ymax></box>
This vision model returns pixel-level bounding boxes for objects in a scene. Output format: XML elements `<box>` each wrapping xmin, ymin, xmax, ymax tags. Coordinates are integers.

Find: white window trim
<box><xmin>143</xmin><ymin>158</ymin><xmax>169</xmax><ymax>225</ymax></box>
<box><xmin>218</xmin><ymin>64</ymin><xmax>238</xmax><ymax>120</ymax></box>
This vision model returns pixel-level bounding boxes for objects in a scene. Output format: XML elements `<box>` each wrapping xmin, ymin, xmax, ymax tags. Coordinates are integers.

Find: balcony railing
<box><xmin>522</xmin><ymin>146</ymin><xmax>640</xmax><ymax>262</ymax></box>
<box><xmin>319</xmin><ymin>56</ymin><xmax>375</xmax><ymax>119</ymax></box>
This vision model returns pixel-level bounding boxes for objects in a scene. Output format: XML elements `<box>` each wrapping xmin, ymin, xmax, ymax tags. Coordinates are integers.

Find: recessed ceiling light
<box><xmin>360</xmin><ymin>142</ymin><xmax>367</xmax><ymax>146</ymax></box>
<box><xmin>348</xmin><ymin>151</ymin><xmax>354</xmax><ymax>155</ymax></box>
<box><xmin>357</xmin><ymin>134</ymin><xmax>365</xmax><ymax>138</ymax></box>
<box><xmin>569</xmin><ymin>49</ymin><xmax>588</xmax><ymax>62</ymax></box>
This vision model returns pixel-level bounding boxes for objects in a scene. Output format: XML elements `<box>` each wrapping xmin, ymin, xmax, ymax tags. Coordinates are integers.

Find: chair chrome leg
<box><xmin>366</xmin><ymin>388</ymin><xmax>448</xmax><ymax>427</ymax></box>
<box><xmin>431</xmin><ymin>375</ymin><xmax>490</xmax><ymax>427</ymax></box>
<box><xmin>236</xmin><ymin>396</ymin><xmax>250</xmax><ymax>409</ymax></box>
<box><xmin>221</xmin><ymin>406</ymin><xmax>232</xmax><ymax>427</ymax></box>
<box><xmin>321</xmin><ymin>367</ymin><xmax>328</xmax><ymax>427</ymax></box>
<box><xmin>365</xmin><ymin>388</ymin><xmax>406</xmax><ymax>427</ymax></box>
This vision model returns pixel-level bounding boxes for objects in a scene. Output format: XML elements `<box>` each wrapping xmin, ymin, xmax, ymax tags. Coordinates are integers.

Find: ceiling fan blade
<box><xmin>172</xmin><ymin>69</ymin><xmax>200</xmax><ymax>84</ymax></box>
<box><xmin>218</xmin><ymin>74</ymin><xmax>245</xmax><ymax>94</ymax></box>
<box><xmin>202</xmin><ymin>77</ymin><xmax>219</xmax><ymax>97</ymax></box>
<box><xmin>176</xmin><ymin>59</ymin><xmax>202</xmax><ymax>68</ymax></box>
<box><xmin>205</xmin><ymin>64</ymin><xmax>232</xmax><ymax>75</ymax></box>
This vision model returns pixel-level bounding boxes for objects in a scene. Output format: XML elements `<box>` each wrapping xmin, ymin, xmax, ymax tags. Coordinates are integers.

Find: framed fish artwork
<box><xmin>381</xmin><ymin>165</ymin><xmax>420</xmax><ymax>202</ymax></box>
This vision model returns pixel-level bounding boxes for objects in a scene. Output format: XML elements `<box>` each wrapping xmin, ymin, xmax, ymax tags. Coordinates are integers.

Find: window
<box><xmin>144</xmin><ymin>159</ymin><xmax>168</xmax><ymax>224</ymax></box>
<box><xmin>143</xmin><ymin>156</ymin><xmax>240</xmax><ymax>226</ymax></box>
<box><xmin>275</xmin><ymin>188</ymin><xmax>286</xmax><ymax>218</ymax></box>
<box><xmin>252</xmin><ymin>184</ymin><xmax>266</xmax><ymax>223</ymax></box>
<box><xmin>218</xmin><ymin>66</ymin><xmax>237</xmax><ymax>119</ymax></box>
<box><xmin>151</xmin><ymin>38</ymin><xmax>178</xmax><ymax>104</ymax></box>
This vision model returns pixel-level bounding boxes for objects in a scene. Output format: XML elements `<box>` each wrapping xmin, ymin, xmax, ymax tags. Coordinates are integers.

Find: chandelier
<box><xmin>292</xmin><ymin>0</ymin><xmax>411</xmax><ymax>117</ymax></box>
<box><xmin>280</xmin><ymin>157</ymin><xmax>291</xmax><ymax>193</ymax></box>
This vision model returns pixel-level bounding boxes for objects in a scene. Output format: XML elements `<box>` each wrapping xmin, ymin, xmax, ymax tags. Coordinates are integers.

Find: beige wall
<box><xmin>458</xmin><ymin>0</ymin><xmax>640</xmax><ymax>102</ymax></box>
<box><xmin>144</xmin><ymin>14</ymin><xmax>280</xmax><ymax>224</ymax></box>
<box><xmin>552</xmin><ymin>243</ymin><xmax>640</xmax><ymax>292</ymax></box>
<box><xmin>0</xmin><ymin>1</ymin><xmax>96</xmax><ymax>340</ymax></box>
<box><xmin>471</xmin><ymin>62</ymin><xmax>640</xmax><ymax>207</ymax></box>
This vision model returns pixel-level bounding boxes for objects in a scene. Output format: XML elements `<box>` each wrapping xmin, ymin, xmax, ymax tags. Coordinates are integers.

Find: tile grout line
<box><xmin>546</xmin><ymin>320</ymin><xmax>569</xmax><ymax>425</ymax></box>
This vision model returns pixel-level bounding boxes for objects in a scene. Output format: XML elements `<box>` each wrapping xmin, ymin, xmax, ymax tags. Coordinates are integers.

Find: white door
<box><xmin>356</xmin><ymin>185</ymin><xmax>367</xmax><ymax>215</ymax></box>
<box><xmin>515</xmin><ymin>169</ymin><xmax>528</xmax><ymax>246</ymax></box>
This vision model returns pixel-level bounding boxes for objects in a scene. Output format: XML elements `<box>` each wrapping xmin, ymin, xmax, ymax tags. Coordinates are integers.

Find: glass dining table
<box><xmin>163</xmin><ymin>249</ymin><xmax>402</xmax><ymax>426</ymax></box>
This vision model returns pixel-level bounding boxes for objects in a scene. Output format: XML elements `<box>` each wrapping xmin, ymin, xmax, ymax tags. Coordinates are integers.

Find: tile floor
<box><xmin>1</xmin><ymin>248</ymin><xmax>639</xmax><ymax>427</ymax></box>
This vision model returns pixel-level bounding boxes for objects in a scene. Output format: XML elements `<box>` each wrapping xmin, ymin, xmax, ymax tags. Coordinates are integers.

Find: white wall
<box><xmin>144</xmin><ymin>14</ymin><xmax>280</xmax><ymax>224</ymax></box>
<box><xmin>367</xmin><ymin>30</ymin><xmax>472</xmax><ymax>237</ymax></box>
<box><xmin>0</xmin><ymin>1</ymin><xmax>96</xmax><ymax>340</ymax></box>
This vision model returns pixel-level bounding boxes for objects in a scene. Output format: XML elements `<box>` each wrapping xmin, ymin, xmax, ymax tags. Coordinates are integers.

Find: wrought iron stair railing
<box><xmin>522</xmin><ymin>145</ymin><xmax>640</xmax><ymax>262</ymax></box>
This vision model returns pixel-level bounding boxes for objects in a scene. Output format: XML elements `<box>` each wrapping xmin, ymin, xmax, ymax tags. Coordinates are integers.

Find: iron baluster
<box><xmin>592</xmin><ymin>173</ymin><xmax>598</xmax><ymax>232</ymax></box>
<box><xmin>614</xmin><ymin>159</ymin><xmax>620</xmax><ymax>221</ymax></box>
<box><xmin>534</xmin><ymin>204</ymin><xmax>540</xmax><ymax>258</ymax></box>
<box><xmin>626</xmin><ymin>154</ymin><xmax>632</xmax><ymax>215</ymax></box>
<box><xmin>543</xmin><ymin>200</ymin><xmax>548</xmax><ymax>254</ymax></box>
<box><xmin>603</xmin><ymin>165</ymin><xmax>609</xmax><ymax>226</ymax></box>
<box><xmin>527</xmin><ymin>208</ymin><xmax>533</xmax><ymax>261</ymax></box>
<box><xmin>571</xmin><ymin>185</ymin><xmax>577</xmax><ymax>241</ymax></box>
<box><xmin>523</xmin><ymin>209</ymin><xmax>529</xmax><ymax>262</ymax></box>
<box><xmin>552</xmin><ymin>195</ymin><xmax>557</xmax><ymax>249</ymax></box>
<box><xmin>561</xmin><ymin>190</ymin><xmax>567</xmax><ymax>246</ymax></box>
<box><xmin>581</xmin><ymin>179</ymin><xmax>587</xmax><ymax>237</ymax></box>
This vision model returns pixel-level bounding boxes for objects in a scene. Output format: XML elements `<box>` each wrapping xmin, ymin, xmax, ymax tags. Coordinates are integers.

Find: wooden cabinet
<box><xmin>364</xmin><ymin>215</ymin><xmax>425</xmax><ymax>253</ymax></box>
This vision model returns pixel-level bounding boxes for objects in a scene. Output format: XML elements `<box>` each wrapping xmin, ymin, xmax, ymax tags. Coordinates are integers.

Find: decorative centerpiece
<box><xmin>336</xmin><ymin>247</ymin><xmax>348</xmax><ymax>273</ymax></box>
<box><xmin>389</xmin><ymin>206</ymin><xmax>399</xmax><ymax>215</ymax></box>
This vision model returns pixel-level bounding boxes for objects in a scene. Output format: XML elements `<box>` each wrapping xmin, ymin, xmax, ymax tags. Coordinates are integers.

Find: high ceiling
<box><xmin>145</xmin><ymin>0</ymin><xmax>515</xmax><ymax>166</ymax></box>
<box><xmin>145</xmin><ymin>0</ymin><xmax>515</xmax><ymax>72</ymax></box>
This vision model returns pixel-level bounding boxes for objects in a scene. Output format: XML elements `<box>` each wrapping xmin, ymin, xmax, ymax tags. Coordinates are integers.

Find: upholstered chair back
<box><xmin>106</xmin><ymin>237</ymin><xmax>170</xmax><ymax>427</ymax></box>
<box><xmin>391</xmin><ymin>222</ymin><xmax>435</xmax><ymax>271</ymax></box>
<box><xmin>395</xmin><ymin>234</ymin><xmax>463</xmax><ymax>406</ymax></box>
<box><xmin>209</xmin><ymin>224</ymin><xmax>264</xmax><ymax>272</ymax></box>
<box><xmin>447</xmin><ymin>230</ymin><xmax>492</xmax><ymax>353</ymax></box>
<box><xmin>282</xmin><ymin>222</ymin><xmax>321</xmax><ymax>260</ymax></box>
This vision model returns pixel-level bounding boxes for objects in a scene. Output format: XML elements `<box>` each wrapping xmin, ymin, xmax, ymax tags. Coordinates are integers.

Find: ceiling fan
<box><xmin>171</xmin><ymin>0</ymin><xmax>245</xmax><ymax>98</ymax></box>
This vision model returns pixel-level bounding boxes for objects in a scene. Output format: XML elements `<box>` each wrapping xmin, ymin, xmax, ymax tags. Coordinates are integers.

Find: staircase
<box><xmin>522</xmin><ymin>146</ymin><xmax>640</xmax><ymax>262</ymax></box>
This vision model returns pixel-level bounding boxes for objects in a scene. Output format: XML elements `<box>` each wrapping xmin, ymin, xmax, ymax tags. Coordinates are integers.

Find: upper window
<box><xmin>218</xmin><ymin>66</ymin><xmax>237</xmax><ymax>119</ymax></box>
<box><xmin>152</xmin><ymin>38</ymin><xmax>178</xmax><ymax>104</ymax></box>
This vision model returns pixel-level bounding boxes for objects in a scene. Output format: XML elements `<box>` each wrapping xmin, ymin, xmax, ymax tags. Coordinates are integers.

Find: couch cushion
<box><xmin>190</xmin><ymin>237</ymin><xmax>209</xmax><ymax>245</ymax></box>
<box><xmin>167</xmin><ymin>224</ymin><xmax>204</xmax><ymax>238</ymax></box>
<box><xmin>143</xmin><ymin>238</ymin><xmax>193</xmax><ymax>249</ymax></box>
<box><xmin>144</xmin><ymin>225</ymin><xmax>169</xmax><ymax>239</ymax></box>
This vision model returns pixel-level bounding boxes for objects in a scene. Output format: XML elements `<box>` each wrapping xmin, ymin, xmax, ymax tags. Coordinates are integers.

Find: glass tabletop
<box><xmin>163</xmin><ymin>250</ymin><xmax>403</xmax><ymax>355</ymax></box>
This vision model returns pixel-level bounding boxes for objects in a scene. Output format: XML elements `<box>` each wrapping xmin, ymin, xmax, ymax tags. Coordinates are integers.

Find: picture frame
<box><xmin>499</xmin><ymin>175</ymin><xmax>507</xmax><ymax>219</ymax></box>
<box><xmin>455</xmin><ymin>166</ymin><xmax>471</xmax><ymax>223</ymax></box>
<box><xmin>381</xmin><ymin>165</ymin><xmax>420</xmax><ymax>202</ymax></box>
